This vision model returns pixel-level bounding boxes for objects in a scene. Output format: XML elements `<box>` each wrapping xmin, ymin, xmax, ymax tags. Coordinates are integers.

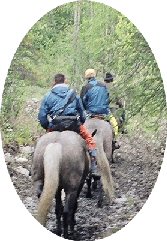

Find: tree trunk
<box><xmin>73</xmin><ymin>0</ymin><xmax>82</xmax><ymax>79</ymax></box>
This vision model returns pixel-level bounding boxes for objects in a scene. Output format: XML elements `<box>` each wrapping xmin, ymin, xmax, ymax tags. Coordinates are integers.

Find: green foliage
<box><xmin>1</xmin><ymin>0</ymin><xmax>166</xmax><ymax>145</ymax></box>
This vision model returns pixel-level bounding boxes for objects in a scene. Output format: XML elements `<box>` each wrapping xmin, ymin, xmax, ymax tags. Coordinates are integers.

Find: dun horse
<box><xmin>85</xmin><ymin>118</ymin><xmax>113</xmax><ymax>162</ymax></box>
<box><xmin>85</xmin><ymin>118</ymin><xmax>114</xmax><ymax>203</ymax></box>
<box><xmin>31</xmin><ymin>131</ymin><xmax>89</xmax><ymax>239</ymax></box>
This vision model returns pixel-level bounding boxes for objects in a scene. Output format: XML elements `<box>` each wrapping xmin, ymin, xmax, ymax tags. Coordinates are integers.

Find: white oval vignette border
<box><xmin>0</xmin><ymin>1</ymin><xmax>166</xmax><ymax>241</ymax></box>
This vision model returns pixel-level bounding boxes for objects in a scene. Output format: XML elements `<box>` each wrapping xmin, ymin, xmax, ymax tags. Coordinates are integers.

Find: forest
<box><xmin>1</xmin><ymin>0</ymin><xmax>166</xmax><ymax>145</ymax></box>
<box><xmin>1</xmin><ymin>1</ymin><xmax>167</xmax><ymax>240</ymax></box>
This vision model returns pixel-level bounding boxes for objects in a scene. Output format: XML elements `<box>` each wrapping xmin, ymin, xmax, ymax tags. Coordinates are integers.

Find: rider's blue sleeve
<box><xmin>81</xmin><ymin>92</ymin><xmax>88</xmax><ymax>110</ymax></box>
<box><xmin>38</xmin><ymin>95</ymin><xmax>50</xmax><ymax>129</ymax></box>
<box><xmin>76</xmin><ymin>95</ymin><xmax>86</xmax><ymax>124</ymax></box>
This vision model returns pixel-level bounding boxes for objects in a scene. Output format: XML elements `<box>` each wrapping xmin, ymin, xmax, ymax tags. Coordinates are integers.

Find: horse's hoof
<box><xmin>34</xmin><ymin>181</ymin><xmax>43</xmax><ymax>198</ymax></box>
<box><xmin>97</xmin><ymin>200</ymin><xmax>103</xmax><ymax>208</ymax></box>
<box><xmin>37</xmin><ymin>192</ymin><xmax>42</xmax><ymax>199</ymax></box>
<box><xmin>64</xmin><ymin>233</ymin><xmax>68</xmax><ymax>239</ymax></box>
<box><xmin>52</xmin><ymin>229</ymin><xmax>61</xmax><ymax>236</ymax></box>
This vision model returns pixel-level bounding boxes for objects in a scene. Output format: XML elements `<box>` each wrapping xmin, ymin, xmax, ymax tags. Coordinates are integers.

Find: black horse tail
<box><xmin>36</xmin><ymin>143</ymin><xmax>62</xmax><ymax>226</ymax></box>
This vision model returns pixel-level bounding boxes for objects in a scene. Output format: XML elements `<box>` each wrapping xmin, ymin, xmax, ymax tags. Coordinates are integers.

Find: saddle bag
<box><xmin>52</xmin><ymin>116</ymin><xmax>80</xmax><ymax>133</ymax></box>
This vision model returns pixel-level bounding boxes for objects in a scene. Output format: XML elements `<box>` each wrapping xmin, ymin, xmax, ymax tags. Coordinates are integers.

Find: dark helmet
<box><xmin>104</xmin><ymin>72</ymin><xmax>113</xmax><ymax>83</ymax></box>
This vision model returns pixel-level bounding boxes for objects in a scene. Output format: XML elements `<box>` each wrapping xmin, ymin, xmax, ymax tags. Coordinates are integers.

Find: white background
<box><xmin>0</xmin><ymin>0</ymin><xmax>167</xmax><ymax>240</ymax></box>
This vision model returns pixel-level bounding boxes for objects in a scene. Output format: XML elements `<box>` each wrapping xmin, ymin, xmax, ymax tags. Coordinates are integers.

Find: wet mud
<box><xmin>5</xmin><ymin>133</ymin><xmax>164</xmax><ymax>240</ymax></box>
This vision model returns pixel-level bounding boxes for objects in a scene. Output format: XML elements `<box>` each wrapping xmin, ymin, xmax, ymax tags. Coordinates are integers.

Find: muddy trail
<box><xmin>4</xmin><ymin>133</ymin><xmax>164</xmax><ymax>240</ymax></box>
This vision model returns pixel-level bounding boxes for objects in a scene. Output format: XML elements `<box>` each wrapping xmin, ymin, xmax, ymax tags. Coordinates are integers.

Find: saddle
<box><xmin>90</xmin><ymin>114</ymin><xmax>106</xmax><ymax>120</ymax></box>
<box><xmin>89</xmin><ymin>113</ymin><xmax>119</xmax><ymax>137</ymax></box>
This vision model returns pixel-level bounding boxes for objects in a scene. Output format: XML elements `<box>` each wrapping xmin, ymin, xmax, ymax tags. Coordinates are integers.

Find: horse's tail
<box><xmin>96</xmin><ymin>139</ymin><xmax>114</xmax><ymax>201</ymax></box>
<box><xmin>36</xmin><ymin>142</ymin><xmax>62</xmax><ymax>226</ymax></box>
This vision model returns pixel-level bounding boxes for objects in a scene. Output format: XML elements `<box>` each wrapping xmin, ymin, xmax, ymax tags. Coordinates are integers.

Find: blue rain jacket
<box><xmin>80</xmin><ymin>78</ymin><xmax>110</xmax><ymax>115</ymax></box>
<box><xmin>38</xmin><ymin>84</ymin><xmax>86</xmax><ymax>129</ymax></box>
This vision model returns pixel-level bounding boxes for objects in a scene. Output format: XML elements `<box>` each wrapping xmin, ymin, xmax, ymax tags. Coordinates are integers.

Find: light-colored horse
<box><xmin>31</xmin><ymin>125</ymin><xmax>114</xmax><ymax>237</ymax></box>
<box><xmin>31</xmin><ymin>131</ymin><xmax>89</xmax><ymax>239</ymax></box>
<box><xmin>85</xmin><ymin>118</ymin><xmax>114</xmax><ymax>203</ymax></box>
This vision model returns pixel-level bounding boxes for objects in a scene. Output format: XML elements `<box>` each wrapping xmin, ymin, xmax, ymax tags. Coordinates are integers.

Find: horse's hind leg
<box><xmin>86</xmin><ymin>175</ymin><xmax>92</xmax><ymax>198</ymax></box>
<box><xmin>97</xmin><ymin>180</ymin><xmax>104</xmax><ymax>208</ymax></box>
<box><xmin>63</xmin><ymin>193</ymin><xmax>70</xmax><ymax>239</ymax></box>
<box><xmin>69</xmin><ymin>194</ymin><xmax>78</xmax><ymax>232</ymax></box>
<box><xmin>55</xmin><ymin>188</ymin><xmax>63</xmax><ymax>236</ymax></box>
<box><xmin>33</xmin><ymin>179</ymin><xmax>43</xmax><ymax>198</ymax></box>
<box><xmin>63</xmin><ymin>191</ymin><xmax>78</xmax><ymax>239</ymax></box>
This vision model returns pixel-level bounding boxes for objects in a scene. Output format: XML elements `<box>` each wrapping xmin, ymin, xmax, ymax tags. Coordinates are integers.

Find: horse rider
<box><xmin>104</xmin><ymin>72</ymin><xmax>127</xmax><ymax>135</ymax></box>
<box><xmin>80</xmin><ymin>69</ymin><xmax>120</xmax><ymax>150</ymax></box>
<box><xmin>110</xmin><ymin>97</ymin><xmax>127</xmax><ymax>134</ymax></box>
<box><xmin>38</xmin><ymin>73</ymin><xmax>100</xmax><ymax>178</ymax></box>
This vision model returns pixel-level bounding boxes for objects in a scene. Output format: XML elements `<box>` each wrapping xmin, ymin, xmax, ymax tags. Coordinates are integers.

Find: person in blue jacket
<box><xmin>80</xmin><ymin>69</ymin><xmax>110</xmax><ymax>116</ymax></box>
<box><xmin>80</xmin><ymin>69</ymin><xmax>110</xmax><ymax>115</ymax></box>
<box><xmin>38</xmin><ymin>73</ymin><xmax>100</xmax><ymax>177</ymax></box>
<box><xmin>38</xmin><ymin>74</ymin><xmax>85</xmax><ymax>130</ymax></box>
<box><xmin>80</xmin><ymin>69</ymin><xmax>120</xmax><ymax>153</ymax></box>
